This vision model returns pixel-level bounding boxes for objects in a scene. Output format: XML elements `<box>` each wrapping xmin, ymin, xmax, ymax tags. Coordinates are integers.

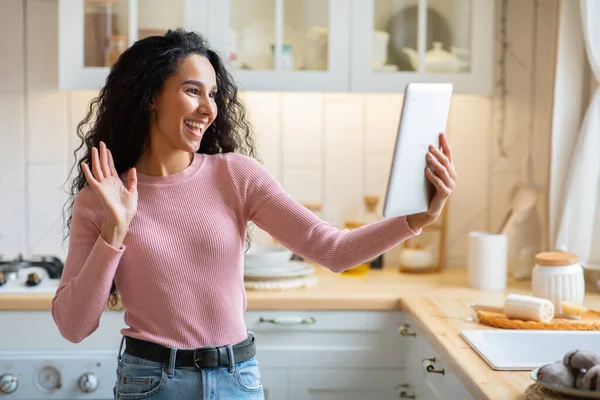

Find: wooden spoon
<box><xmin>498</xmin><ymin>186</ymin><xmax>538</xmax><ymax>234</ymax></box>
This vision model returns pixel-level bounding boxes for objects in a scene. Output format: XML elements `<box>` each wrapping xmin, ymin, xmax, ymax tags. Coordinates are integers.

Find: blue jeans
<box><xmin>113</xmin><ymin>337</ymin><xmax>264</xmax><ymax>399</ymax></box>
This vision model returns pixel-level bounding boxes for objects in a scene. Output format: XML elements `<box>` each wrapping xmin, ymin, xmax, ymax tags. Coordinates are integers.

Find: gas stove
<box><xmin>0</xmin><ymin>255</ymin><xmax>120</xmax><ymax>399</ymax></box>
<box><xmin>0</xmin><ymin>254</ymin><xmax>63</xmax><ymax>294</ymax></box>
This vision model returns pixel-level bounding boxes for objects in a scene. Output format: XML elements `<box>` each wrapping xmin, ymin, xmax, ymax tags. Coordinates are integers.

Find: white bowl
<box><xmin>244</xmin><ymin>244</ymin><xmax>293</xmax><ymax>268</ymax></box>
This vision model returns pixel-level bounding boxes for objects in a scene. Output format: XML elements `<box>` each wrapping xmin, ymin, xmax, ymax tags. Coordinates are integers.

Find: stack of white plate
<box><xmin>244</xmin><ymin>244</ymin><xmax>317</xmax><ymax>291</ymax></box>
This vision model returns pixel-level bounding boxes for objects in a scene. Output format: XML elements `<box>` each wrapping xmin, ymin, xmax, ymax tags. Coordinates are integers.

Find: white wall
<box><xmin>0</xmin><ymin>0</ymin><xmax>558</xmax><ymax>271</ymax></box>
<box><xmin>0</xmin><ymin>0</ymin><xmax>26</xmax><ymax>258</ymax></box>
<box><xmin>487</xmin><ymin>0</ymin><xmax>559</xmax><ymax>267</ymax></box>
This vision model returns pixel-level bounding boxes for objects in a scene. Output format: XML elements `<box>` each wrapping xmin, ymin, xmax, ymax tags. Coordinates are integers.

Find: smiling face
<box><xmin>149</xmin><ymin>54</ymin><xmax>218</xmax><ymax>154</ymax></box>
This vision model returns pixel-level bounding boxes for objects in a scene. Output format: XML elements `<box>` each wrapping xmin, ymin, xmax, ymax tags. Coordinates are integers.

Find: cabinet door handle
<box><xmin>397</xmin><ymin>323</ymin><xmax>416</xmax><ymax>337</ymax></box>
<box><xmin>396</xmin><ymin>384</ymin><xmax>416</xmax><ymax>398</ymax></box>
<box><xmin>258</xmin><ymin>316</ymin><xmax>316</xmax><ymax>325</ymax></box>
<box><xmin>422</xmin><ymin>357</ymin><xmax>445</xmax><ymax>375</ymax></box>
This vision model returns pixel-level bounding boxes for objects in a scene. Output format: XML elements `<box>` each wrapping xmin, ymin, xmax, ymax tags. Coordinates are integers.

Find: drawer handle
<box><xmin>397</xmin><ymin>324</ymin><xmax>416</xmax><ymax>337</ymax></box>
<box><xmin>396</xmin><ymin>384</ymin><xmax>416</xmax><ymax>398</ymax></box>
<box><xmin>422</xmin><ymin>357</ymin><xmax>445</xmax><ymax>375</ymax></box>
<box><xmin>258</xmin><ymin>316</ymin><xmax>316</xmax><ymax>325</ymax></box>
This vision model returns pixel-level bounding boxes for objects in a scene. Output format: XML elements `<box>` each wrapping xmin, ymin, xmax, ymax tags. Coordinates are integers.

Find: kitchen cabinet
<box><xmin>399</xmin><ymin>321</ymin><xmax>475</xmax><ymax>400</ymax></box>
<box><xmin>207</xmin><ymin>0</ymin><xmax>351</xmax><ymax>92</ymax></box>
<box><xmin>244</xmin><ymin>310</ymin><xmax>408</xmax><ymax>400</ymax></box>
<box><xmin>58</xmin><ymin>0</ymin><xmax>209</xmax><ymax>90</ymax></box>
<box><xmin>58</xmin><ymin>0</ymin><xmax>494</xmax><ymax>94</ymax></box>
<box><xmin>246</xmin><ymin>310</ymin><xmax>475</xmax><ymax>399</ymax></box>
<box><xmin>288</xmin><ymin>369</ymin><xmax>403</xmax><ymax>399</ymax></box>
<box><xmin>351</xmin><ymin>0</ymin><xmax>494</xmax><ymax>94</ymax></box>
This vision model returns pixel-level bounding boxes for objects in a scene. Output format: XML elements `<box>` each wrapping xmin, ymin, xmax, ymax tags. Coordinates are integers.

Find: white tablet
<box><xmin>383</xmin><ymin>83</ymin><xmax>453</xmax><ymax>218</ymax></box>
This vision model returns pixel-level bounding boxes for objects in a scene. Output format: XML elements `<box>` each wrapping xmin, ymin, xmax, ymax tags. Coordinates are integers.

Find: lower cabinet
<box><xmin>245</xmin><ymin>310</ymin><xmax>407</xmax><ymax>400</ymax></box>
<box><xmin>399</xmin><ymin>322</ymin><xmax>475</xmax><ymax>400</ymax></box>
<box><xmin>245</xmin><ymin>310</ymin><xmax>475</xmax><ymax>400</ymax></box>
<box><xmin>287</xmin><ymin>369</ymin><xmax>404</xmax><ymax>400</ymax></box>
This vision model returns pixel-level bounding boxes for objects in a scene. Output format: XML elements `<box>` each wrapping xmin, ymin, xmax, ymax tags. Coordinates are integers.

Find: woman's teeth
<box><xmin>184</xmin><ymin>120</ymin><xmax>205</xmax><ymax>130</ymax></box>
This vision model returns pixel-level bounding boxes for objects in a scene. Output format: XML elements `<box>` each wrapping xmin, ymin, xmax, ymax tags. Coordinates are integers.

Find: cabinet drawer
<box><xmin>245</xmin><ymin>310</ymin><xmax>406</xmax><ymax>369</ymax></box>
<box><xmin>245</xmin><ymin>310</ymin><xmax>405</xmax><ymax>331</ymax></box>
<box><xmin>288</xmin><ymin>368</ymin><xmax>404</xmax><ymax>400</ymax></box>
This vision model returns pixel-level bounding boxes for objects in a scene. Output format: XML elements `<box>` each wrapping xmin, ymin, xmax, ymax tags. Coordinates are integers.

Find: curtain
<box><xmin>554</xmin><ymin>0</ymin><xmax>600</xmax><ymax>265</ymax></box>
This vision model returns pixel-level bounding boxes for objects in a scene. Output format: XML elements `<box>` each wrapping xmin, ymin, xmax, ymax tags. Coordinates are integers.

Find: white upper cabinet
<box><xmin>58</xmin><ymin>0</ymin><xmax>208</xmax><ymax>90</ymax></box>
<box><xmin>351</xmin><ymin>0</ymin><xmax>494</xmax><ymax>94</ymax></box>
<box><xmin>206</xmin><ymin>0</ymin><xmax>351</xmax><ymax>92</ymax></box>
<box><xmin>58</xmin><ymin>0</ymin><xmax>494</xmax><ymax>94</ymax></box>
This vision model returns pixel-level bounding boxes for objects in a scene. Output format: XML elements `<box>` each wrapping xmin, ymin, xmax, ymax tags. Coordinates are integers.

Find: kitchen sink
<box><xmin>461</xmin><ymin>329</ymin><xmax>600</xmax><ymax>370</ymax></box>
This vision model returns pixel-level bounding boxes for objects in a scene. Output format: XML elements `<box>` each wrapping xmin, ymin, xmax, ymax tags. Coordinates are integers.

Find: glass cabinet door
<box><xmin>372</xmin><ymin>0</ymin><xmax>419</xmax><ymax>73</ymax></box>
<box><xmin>227</xmin><ymin>0</ymin><xmax>276</xmax><ymax>71</ymax></box>
<box><xmin>423</xmin><ymin>0</ymin><xmax>471</xmax><ymax>74</ymax></box>
<box><xmin>83</xmin><ymin>0</ymin><xmax>189</xmax><ymax>68</ymax></box>
<box><xmin>59</xmin><ymin>0</ymin><xmax>205</xmax><ymax>90</ymax></box>
<box><xmin>207</xmin><ymin>0</ymin><xmax>350</xmax><ymax>91</ymax></box>
<box><xmin>82</xmin><ymin>0</ymin><xmax>132</xmax><ymax>68</ymax></box>
<box><xmin>351</xmin><ymin>0</ymin><xmax>493</xmax><ymax>94</ymax></box>
<box><xmin>138</xmin><ymin>0</ymin><xmax>186</xmax><ymax>39</ymax></box>
<box><xmin>60</xmin><ymin>0</ymin><xmax>136</xmax><ymax>88</ymax></box>
<box><xmin>283</xmin><ymin>0</ymin><xmax>330</xmax><ymax>72</ymax></box>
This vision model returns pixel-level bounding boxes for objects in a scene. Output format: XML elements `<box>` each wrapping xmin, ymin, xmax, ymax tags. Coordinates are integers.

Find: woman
<box><xmin>52</xmin><ymin>29</ymin><xmax>456</xmax><ymax>400</ymax></box>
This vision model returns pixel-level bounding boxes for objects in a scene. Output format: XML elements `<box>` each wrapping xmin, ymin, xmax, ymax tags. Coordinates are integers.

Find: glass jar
<box><xmin>531</xmin><ymin>251</ymin><xmax>585</xmax><ymax>314</ymax></box>
<box><xmin>105</xmin><ymin>35</ymin><xmax>128</xmax><ymax>66</ymax></box>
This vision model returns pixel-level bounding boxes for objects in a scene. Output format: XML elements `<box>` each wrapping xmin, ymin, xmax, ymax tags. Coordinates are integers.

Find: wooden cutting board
<box><xmin>476</xmin><ymin>309</ymin><xmax>600</xmax><ymax>330</ymax></box>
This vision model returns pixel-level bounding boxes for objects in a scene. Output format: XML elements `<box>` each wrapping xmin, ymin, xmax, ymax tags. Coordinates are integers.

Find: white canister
<box><xmin>531</xmin><ymin>252</ymin><xmax>585</xmax><ymax>313</ymax></box>
<box><xmin>468</xmin><ymin>231</ymin><xmax>508</xmax><ymax>291</ymax></box>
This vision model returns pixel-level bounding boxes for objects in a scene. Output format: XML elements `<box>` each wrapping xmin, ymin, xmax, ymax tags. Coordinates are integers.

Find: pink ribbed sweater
<box><xmin>52</xmin><ymin>153</ymin><xmax>419</xmax><ymax>348</ymax></box>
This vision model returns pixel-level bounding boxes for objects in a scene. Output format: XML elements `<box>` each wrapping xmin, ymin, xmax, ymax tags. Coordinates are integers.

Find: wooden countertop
<box><xmin>401</xmin><ymin>287</ymin><xmax>600</xmax><ymax>400</ymax></box>
<box><xmin>2</xmin><ymin>266</ymin><xmax>599</xmax><ymax>400</ymax></box>
<box><xmin>0</xmin><ymin>267</ymin><xmax>471</xmax><ymax>311</ymax></box>
<box><xmin>402</xmin><ymin>293</ymin><xmax>532</xmax><ymax>400</ymax></box>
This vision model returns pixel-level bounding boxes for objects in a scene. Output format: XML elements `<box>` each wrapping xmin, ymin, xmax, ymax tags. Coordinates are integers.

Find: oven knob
<box><xmin>0</xmin><ymin>374</ymin><xmax>18</xmax><ymax>394</ymax></box>
<box><xmin>26</xmin><ymin>272</ymin><xmax>41</xmax><ymax>286</ymax></box>
<box><xmin>78</xmin><ymin>373</ymin><xmax>99</xmax><ymax>393</ymax></box>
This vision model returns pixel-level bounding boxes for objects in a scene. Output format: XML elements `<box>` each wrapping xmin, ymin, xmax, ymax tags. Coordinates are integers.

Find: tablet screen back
<box><xmin>383</xmin><ymin>83</ymin><xmax>453</xmax><ymax>218</ymax></box>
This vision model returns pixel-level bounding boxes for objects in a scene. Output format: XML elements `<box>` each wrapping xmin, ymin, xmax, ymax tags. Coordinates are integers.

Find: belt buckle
<box><xmin>192</xmin><ymin>346</ymin><xmax>215</xmax><ymax>369</ymax></box>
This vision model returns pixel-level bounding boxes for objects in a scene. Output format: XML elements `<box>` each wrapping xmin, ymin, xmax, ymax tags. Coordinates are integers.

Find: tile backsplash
<box><xmin>0</xmin><ymin>0</ymin><xmax>557</xmax><ymax>269</ymax></box>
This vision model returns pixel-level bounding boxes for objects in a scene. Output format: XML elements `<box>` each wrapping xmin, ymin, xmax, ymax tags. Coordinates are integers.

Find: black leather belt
<box><xmin>123</xmin><ymin>334</ymin><xmax>256</xmax><ymax>369</ymax></box>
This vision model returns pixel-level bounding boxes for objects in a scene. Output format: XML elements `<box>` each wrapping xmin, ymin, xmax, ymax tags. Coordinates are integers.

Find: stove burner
<box><xmin>0</xmin><ymin>254</ymin><xmax>63</xmax><ymax>280</ymax></box>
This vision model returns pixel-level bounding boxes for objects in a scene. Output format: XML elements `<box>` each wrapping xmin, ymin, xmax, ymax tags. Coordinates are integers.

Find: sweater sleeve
<box><xmin>51</xmin><ymin>187</ymin><xmax>125</xmax><ymax>343</ymax></box>
<box><xmin>226</xmin><ymin>154</ymin><xmax>421</xmax><ymax>272</ymax></box>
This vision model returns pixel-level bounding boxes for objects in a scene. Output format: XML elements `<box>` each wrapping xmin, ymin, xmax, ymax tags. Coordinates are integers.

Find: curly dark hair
<box><xmin>64</xmin><ymin>29</ymin><xmax>258</xmax><ymax>309</ymax></box>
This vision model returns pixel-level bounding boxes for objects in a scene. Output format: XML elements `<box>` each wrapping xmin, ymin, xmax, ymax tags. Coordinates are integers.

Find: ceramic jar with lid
<box><xmin>531</xmin><ymin>252</ymin><xmax>585</xmax><ymax>313</ymax></box>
